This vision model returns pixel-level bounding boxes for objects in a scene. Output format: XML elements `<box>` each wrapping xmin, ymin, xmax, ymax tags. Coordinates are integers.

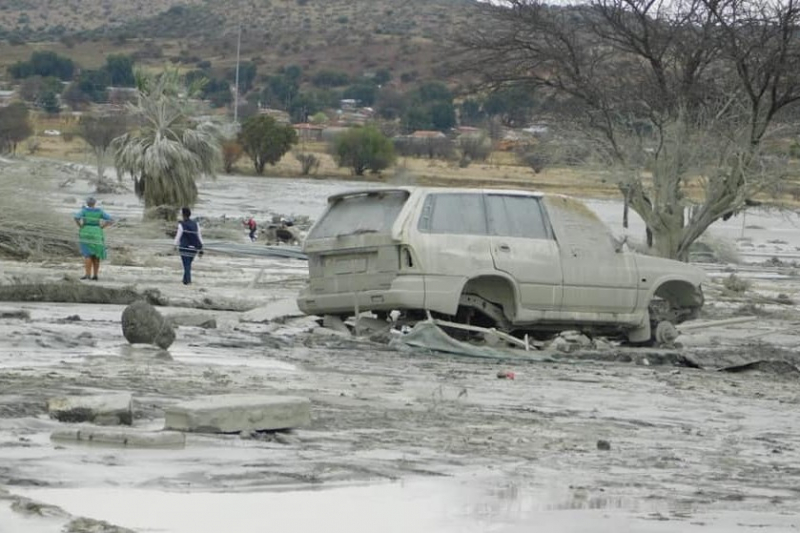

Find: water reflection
<box><xmin>13</xmin><ymin>478</ymin><xmax>776</xmax><ymax>533</ymax></box>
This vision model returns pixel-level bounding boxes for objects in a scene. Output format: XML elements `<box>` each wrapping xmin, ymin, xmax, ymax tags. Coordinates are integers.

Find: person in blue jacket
<box><xmin>173</xmin><ymin>207</ymin><xmax>204</xmax><ymax>285</ymax></box>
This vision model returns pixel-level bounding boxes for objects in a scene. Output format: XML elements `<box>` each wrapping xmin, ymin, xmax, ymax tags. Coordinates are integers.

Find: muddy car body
<box><xmin>297</xmin><ymin>188</ymin><xmax>706</xmax><ymax>342</ymax></box>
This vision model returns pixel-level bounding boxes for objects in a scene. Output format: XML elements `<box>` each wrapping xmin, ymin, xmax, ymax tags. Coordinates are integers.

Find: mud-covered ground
<box><xmin>2</xmin><ymin>157</ymin><xmax>800</xmax><ymax>532</ymax></box>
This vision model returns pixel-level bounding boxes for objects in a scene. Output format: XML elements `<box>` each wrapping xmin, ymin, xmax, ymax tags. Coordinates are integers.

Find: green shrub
<box><xmin>333</xmin><ymin>126</ymin><xmax>396</xmax><ymax>176</ymax></box>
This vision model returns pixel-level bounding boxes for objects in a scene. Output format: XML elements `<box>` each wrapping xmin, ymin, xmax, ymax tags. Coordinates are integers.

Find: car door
<box><xmin>485</xmin><ymin>193</ymin><xmax>563</xmax><ymax>311</ymax></box>
<box><xmin>543</xmin><ymin>196</ymin><xmax>638</xmax><ymax>314</ymax></box>
<box><xmin>415</xmin><ymin>192</ymin><xmax>495</xmax><ymax>312</ymax></box>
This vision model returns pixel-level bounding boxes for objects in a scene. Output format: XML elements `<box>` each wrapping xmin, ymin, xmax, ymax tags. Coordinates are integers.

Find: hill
<box><xmin>0</xmin><ymin>0</ymin><xmax>476</xmax><ymax>83</ymax></box>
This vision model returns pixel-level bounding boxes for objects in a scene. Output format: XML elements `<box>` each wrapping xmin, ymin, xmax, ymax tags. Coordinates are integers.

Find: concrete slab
<box><xmin>51</xmin><ymin>428</ymin><xmax>186</xmax><ymax>448</ymax></box>
<box><xmin>168</xmin><ymin>313</ymin><xmax>218</xmax><ymax>329</ymax></box>
<box><xmin>164</xmin><ymin>394</ymin><xmax>311</xmax><ymax>433</ymax></box>
<box><xmin>47</xmin><ymin>393</ymin><xmax>133</xmax><ymax>426</ymax></box>
<box><xmin>240</xmin><ymin>299</ymin><xmax>302</xmax><ymax>323</ymax></box>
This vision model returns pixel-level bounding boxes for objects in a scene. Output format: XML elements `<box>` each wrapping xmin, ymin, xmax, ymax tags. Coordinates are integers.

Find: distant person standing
<box><xmin>74</xmin><ymin>197</ymin><xmax>113</xmax><ymax>280</ymax></box>
<box><xmin>244</xmin><ymin>216</ymin><xmax>257</xmax><ymax>242</ymax></box>
<box><xmin>174</xmin><ymin>207</ymin><xmax>204</xmax><ymax>285</ymax></box>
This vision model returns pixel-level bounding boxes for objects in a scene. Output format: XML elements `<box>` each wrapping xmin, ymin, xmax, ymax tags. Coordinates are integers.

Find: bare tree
<box><xmin>79</xmin><ymin>114</ymin><xmax>129</xmax><ymax>189</ymax></box>
<box><xmin>457</xmin><ymin>0</ymin><xmax>800</xmax><ymax>260</ymax></box>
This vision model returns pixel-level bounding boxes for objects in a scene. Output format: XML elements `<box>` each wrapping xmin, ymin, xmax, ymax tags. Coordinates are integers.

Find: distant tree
<box><xmin>228</xmin><ymin>61</ymin><xmax>257</xmax><ymax>94</ymax></box>
<box><xmin>403</xmin><ymin>107</ymin><xmax>433</xmax><ymax>133</ymax></box>
<box><xmin>104</xmin><ymin>55</ymin><xmax>136</xmax><ymax>87</ymax></box>
<box><xmin>375</xmin><ymin>88</ymin><xmax>408</xmax><ymax>120</ymax></box>
<box><xmin>483</xmin><ymin>85</ymin><xmax>537</xmax><ymax>127</ymax></box>
<box><xmin>79</xmin><ymin>114</ymin><xmax>130</xmax><ymax>185</ymax></box>
<box><xmin>19</xmin><ymin>76</ymin><xmax>63</xmax><ymax>102</ymax></box>
<box><xmin>0</xmin><ymin>103</ymin><xmax>33</xmax><ymax>154</ymax></box>
<box><xmin>458</xmin><ymin>99</ymin><xmax>485</xmax><ymax>126</ymax></box>
<box><xmin>238</xmin><ymin>115</ymin><xmax>298</xmax><ymax>174</ymax></box>
<box><xmin>333</xmin><ymin>126</ymin><xmax>396</xmax><ymax>176</ymax></box>
<box><xmin>62</xmin><ymin>82</ymin><xmax>91</xmax><ymax>110</ymax></box>
<box><xmin>77</xmin><ymin>69</ymin><xmax>111</xmax><ymax>103</ymax></box>
<box><xmin>113</xmin><ymin>69</ymin><xmax>222</xmax><ymax>218</ymax></box>
<box><xmin>416</xmin><ymin>81</ymin><xmax>452</xmax><ymax>103</ymax></box>
<box><xmin>205</xmin><ymin>79</ymin><xmax>233</xmax><ymax>108</ymax></box>
<box><xmin>373</xmin><ymin>68</ymin><xmax>392</xmax><ymax>85</ymax></box>
<box><xmin>221</xmin><ymin>140</ymin><xmax>244</xmax><ymax>173</ymax></box>
<box><xmin>430</xmin><ymin>101</ymin><xmax>456</xmax><ymax>131</ymax></box>
<box><xmin>311</xmin><ymin>70</ymin><xmax>350</xmax><ymax>88</ymax></box>
<box><xmin>37</xmin><ymin>90</ymin><xmax>61</xmax><ymax>114</ymax></box>
<box><xmin>8</xmin><ymin>51</ymin><xmax>75</xmax><ymax>80</ymax></box>
<box><xmin>282</xmin><ymin>64</ymin><xmax>303</xmax><ymax>83</ymax></box>
<box><xmin>289</xmin><ymin>91</ymin><xmax>327</xmax><ymax>122</ymax></box>
<box><xmin>343</xmin><ymin>83</ymin><xmax>378</xmax><ymax>106</ymax></box>
<box><xmin>263</xmin><ymin>74</ymin><xmax>300</xmax><ymax>109</ymax></box>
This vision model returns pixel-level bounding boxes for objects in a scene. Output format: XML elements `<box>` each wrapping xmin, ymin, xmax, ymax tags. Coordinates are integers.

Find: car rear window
<box><xmin>308</xmin><ymin>190</ymin><xmax>409</xmax><ymax>239</ymax></box>
<box><xmin>417</xmin><ymin>193</ymin><xmax>487</xmax><ymax>235</ymax></box>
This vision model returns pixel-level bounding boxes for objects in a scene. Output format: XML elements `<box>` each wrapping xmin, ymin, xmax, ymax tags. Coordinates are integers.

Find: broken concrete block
<box><xmin>164</xmin><ymin>394</ymin><xmax>311</xmax><ymax>433</ymax></box>
<box><xmin>550</xmin><ymin>336</ymin><xmax>577</xmax><ymax>353</ymax></box>
<box><xmin>322</xmin><ymin>315</ymin><xmax>351</xmax><ymax>334</ymax></box>
<box><xmin>168</xmin><ymin>313</ymin><xmax>218</xmax><ymax>329</ymax></box>
<box><xmin>312</xmin><ymin>326</ymin><xmax>351</xmax><ymax>339</ymax></box>
<box><xmin>240</xmin><ymin>299</ymin><xmax>303</xmax><ymax>323</ymax></box>
<box><xmin>51</xmin><ymin>428</ymin><xmax>185</xmax><ymax>448</ymax></box>
<box><xmin>48</xmin><ymin>393</ymin><xmax>133</xmax><ymax>426</ymax></box>
<box><xmin>354</xmin><ymin>316</ymin><xmax>391</xmax><ymax>336</ymax></box>
<box><xmin>560</xmin><ymin>331</ymin><xmax>592</xmax><ymax>347</ymax></box>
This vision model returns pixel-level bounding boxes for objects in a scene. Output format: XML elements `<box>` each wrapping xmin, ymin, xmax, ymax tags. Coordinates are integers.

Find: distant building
<box><xmin>0</xmin><ymin>90</ymin><xmax>17</xmax><ymax>107</ymax></box>
<box><xmin>293</xmin><ymin>123</ymin><xmax>324</xmax><ymax>142</ymax></box>
<box><xmin>410</xmin><ymin>130</ymin><xmax>447</xmax><ymax>139</ymax></box>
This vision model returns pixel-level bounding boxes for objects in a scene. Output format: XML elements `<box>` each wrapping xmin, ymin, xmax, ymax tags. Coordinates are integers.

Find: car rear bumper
<box><xmin>297</xmin><ymin>275</ymin><xmax>426</xmax><ymax>315</ymax></box>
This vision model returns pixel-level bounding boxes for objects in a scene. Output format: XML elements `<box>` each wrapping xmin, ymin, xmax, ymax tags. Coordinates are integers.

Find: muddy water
<box><xmin>13</xmin><ymin>479</ymin><xmax>799</xmax><ymax>533</ymax></box>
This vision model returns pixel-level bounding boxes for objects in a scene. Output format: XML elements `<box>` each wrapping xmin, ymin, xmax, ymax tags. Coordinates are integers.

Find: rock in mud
<box><xmin>121</xmin><ymin>301</ymin><xmax>175</xmax><ymax>349</ymax></box>
<box><xmin>597</xmin><ymin>439</ymin><xmax>611</xmax><ymax>451</ymax></box>
<box><xmin>65</xmin><ymin>516</ymin><xmax>136</xmax><ymax>533</ymax></box>
<box><xmin>51</xmin><ymin>428</ymin><xmax>186</xmax><ymax>449</ymax></box>
<box><xmin>0</xmin><ymin>309</ymin><xmax>29</xmax><ymax>320</ymax></box>
<box><xmin>164</xmin><ymin>394</ymin><xmax>311</xmax><ymax>433</ymax></box>
<box><xmin>48</xmin><ymin>393</ymin><xmax>133</xmax><ymax>426</ymax></box>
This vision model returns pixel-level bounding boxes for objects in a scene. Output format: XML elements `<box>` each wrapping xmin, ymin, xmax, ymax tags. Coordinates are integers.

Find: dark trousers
<box><xmin>249</xmin><ymin>228</ymin><xmax>256</xmax><ymax>241</ymax></box>
<box><xmin>180</xmin><ymin>254</ymin><xmax>195</xmax><ymax>284</ymax></box>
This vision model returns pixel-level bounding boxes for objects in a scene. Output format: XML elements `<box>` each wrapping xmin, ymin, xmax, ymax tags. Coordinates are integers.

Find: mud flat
<box><xmin>2</xmin><ymin>159</ymin><xmax>800</xmax><ymax>531</ymax></box>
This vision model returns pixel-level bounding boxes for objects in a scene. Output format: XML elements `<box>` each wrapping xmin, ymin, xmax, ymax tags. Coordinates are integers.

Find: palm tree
<box><xmin>112</xmin><ymin>69</ymin><xmax>221</xmax><ymax>219</ymax></box>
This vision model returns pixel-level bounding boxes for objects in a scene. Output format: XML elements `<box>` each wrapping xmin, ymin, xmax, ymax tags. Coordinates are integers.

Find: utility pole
<box><xmin>233</xmin><ymin>20</ymin><xmax>242</xmax><ymax>126</ymax></box>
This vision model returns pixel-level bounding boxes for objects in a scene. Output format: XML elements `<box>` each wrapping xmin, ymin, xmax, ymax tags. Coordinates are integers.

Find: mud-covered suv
<box><xmin>297</xmin><ymin>188</ymin><xmax>706</xmax><ymax>342</ymax></box>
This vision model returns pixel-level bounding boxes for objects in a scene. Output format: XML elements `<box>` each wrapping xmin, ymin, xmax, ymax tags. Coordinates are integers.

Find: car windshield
<box><xmin>308</xmin><ymin>190</ymin><xmax>409</xmax><ymax>239</ymax></box>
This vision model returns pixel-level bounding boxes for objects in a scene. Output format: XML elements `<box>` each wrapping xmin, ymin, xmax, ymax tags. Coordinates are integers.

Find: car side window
<box><xmin>486</xmin><ymin>195</ymin><xmax>553</xmax><ymax>240</ymax></box>
<box><xmin>418</xmin><ymin>193</ymin><xmax>487</xmax><ymax>235</ymax></box>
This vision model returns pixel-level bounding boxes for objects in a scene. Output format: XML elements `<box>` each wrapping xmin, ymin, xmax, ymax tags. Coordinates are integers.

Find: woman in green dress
<box><xmin>74</xmin><ymin>197</ymin><xmax>113</xmax><ymax>280</ymax></box>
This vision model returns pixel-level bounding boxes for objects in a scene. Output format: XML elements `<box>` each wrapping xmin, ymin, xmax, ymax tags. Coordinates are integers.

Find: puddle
<box><xmin>11</xmin><ymin>479</ymin><xmax>796</xmax><ymax>533</ymax></box>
